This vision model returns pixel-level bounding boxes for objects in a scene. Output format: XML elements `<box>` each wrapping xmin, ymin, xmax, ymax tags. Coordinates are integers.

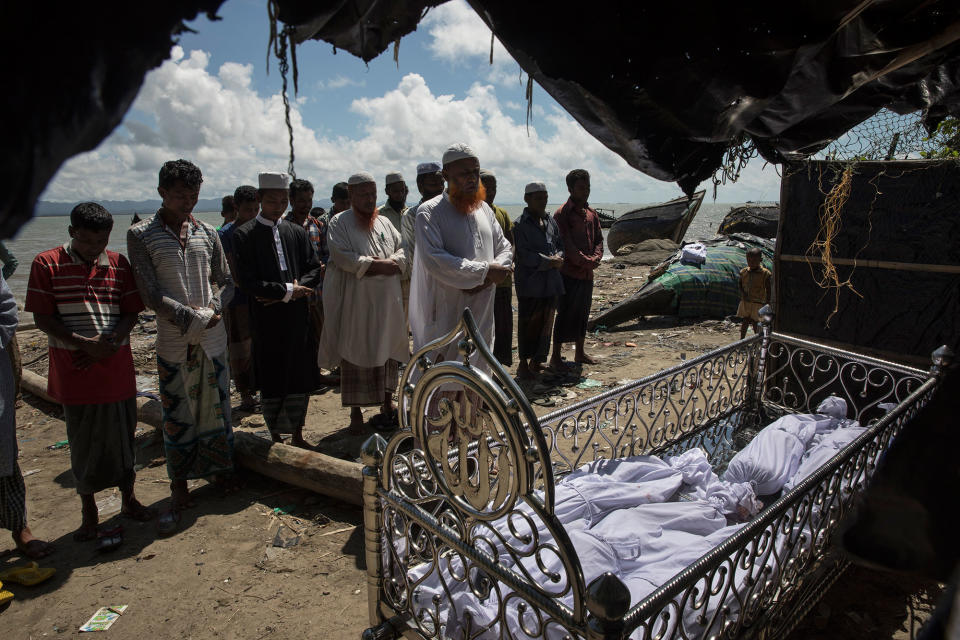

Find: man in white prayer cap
<box><xmin>379</xmin><ymin>172</ymin><xmax>408</xmax><ymax>232</ymax></box>
<box><xmin>513</xmin><ymin>181</ymin><xmax>564</xmax><ymax>379</ymax></box>
<box><xmin>409</xmin><ymin>144</ymin><xmax>513</xmax><ymax>366</ymax></box>
<box><xmin>319</xmin><ymin>172</ymin><xmax>407</xmax><ymax>433</ymax></box>
<box><xmin>380</xmin><ymin>172</ymin><xmax>413</xmax><ymax>318</ymax></box>
<box><xmin>232</xmin><ymin>171</ymin><xmax>323</xmax><ymax>449</ymax></box>
<box><xmin>400</xmin><ymin>162</ymin><xmax>444</xmax><ymax>260</ymax></box>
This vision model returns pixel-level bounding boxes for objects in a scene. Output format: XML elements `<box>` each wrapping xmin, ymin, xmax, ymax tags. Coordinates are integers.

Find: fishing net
<box><xmin>813</xmin><ymin>109</ymin><xmax>944</xmax><ymax>161</ymax></box>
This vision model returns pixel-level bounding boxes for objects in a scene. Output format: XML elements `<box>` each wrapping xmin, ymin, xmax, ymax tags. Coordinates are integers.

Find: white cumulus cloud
<box><xmin>41</xmin><ymin>45</ymin><xmax>777</xmax><ymax>207</ymax></box>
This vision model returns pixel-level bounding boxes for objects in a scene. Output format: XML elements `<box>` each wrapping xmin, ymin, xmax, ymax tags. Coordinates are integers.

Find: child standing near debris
<box><xmin>738</xmin><ymin>248</ymin><xmax>771</xmax><ymax>339</ymax></box>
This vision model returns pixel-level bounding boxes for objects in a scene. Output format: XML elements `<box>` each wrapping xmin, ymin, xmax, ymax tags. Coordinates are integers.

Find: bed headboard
<box><xmin>362</xmin><ymin>310</ymin><xmax>589</xmax><ymax>637</ymax></box>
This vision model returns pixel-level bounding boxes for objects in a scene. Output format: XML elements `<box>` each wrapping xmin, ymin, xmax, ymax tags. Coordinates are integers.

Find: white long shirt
<box><xmin>409</xmin><ymin>192</ymin><xmax>513</xmax><ymax>363</ymax></box>
<box><xmin>318</xmin><ymin>210</ymin><xmax>408</xmax><ymax>369</ymax></box>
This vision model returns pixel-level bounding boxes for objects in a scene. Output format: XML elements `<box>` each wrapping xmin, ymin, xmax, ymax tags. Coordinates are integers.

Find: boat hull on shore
<box><xmin>606</xmin><ymin>191</ymin><xmax>705</xmax><ymax>255</ymax></box>
<box><xmin>717</xmin><ymin>204</ymin><xmax>780</xmax><ymax>237</ymax></box>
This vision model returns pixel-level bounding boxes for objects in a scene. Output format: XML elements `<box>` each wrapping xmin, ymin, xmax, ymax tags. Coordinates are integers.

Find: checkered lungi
<box><xmin>340</xmin><ymin>359</ymin><xmax>399</xmax><ymax>407</ymax></box>
<box><xmin>262</xmin><ymin>394</ymin><xmax>310</xmax><ymax>436</ymax></box>
<box><xmin>0</xmin><ymin>463</ymin><xmax>26</xmax><ymax>532</ymax></box>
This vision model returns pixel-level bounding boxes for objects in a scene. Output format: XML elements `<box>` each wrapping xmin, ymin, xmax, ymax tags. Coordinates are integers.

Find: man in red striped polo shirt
<box><xmin>26</xmin><ymin>203</ymin><xmax>155</xmax><ymax>545</ymax></box>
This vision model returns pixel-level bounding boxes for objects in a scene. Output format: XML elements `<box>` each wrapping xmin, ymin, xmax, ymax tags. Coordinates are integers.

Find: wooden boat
<box><xmin>606</xmin><ymin>190</ymin><xmax>705</xmax><ymax>255</ymax></box>
<box><xmin>717</xmin><ymin>204</ymin><xmax>779</xmax><ymax>237</ymax></box>
<box><xmin>595</xmin><ymin>207</ymin><xmax>617</xmax><ymax>228</ymax></box>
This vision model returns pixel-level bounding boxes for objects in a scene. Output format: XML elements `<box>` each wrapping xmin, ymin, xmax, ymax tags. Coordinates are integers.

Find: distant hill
<box><xmin>36</xmin><ymin>199</ymin><xmax>223</xmax><ymax>216</ymax></box>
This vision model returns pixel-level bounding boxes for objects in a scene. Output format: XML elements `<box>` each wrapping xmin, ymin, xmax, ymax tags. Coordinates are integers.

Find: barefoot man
<box><xmin>550</xmin><ymin>169</ymin><xmax>603</xmax><ymax>370</ymax></box>
<box><xmin>28</xmin><ymin>203</ymin><xmax>155</xmax><ymax>543</ymax></box>
<box><xmin>319</xmin><ymin>172</ymin><xmax>407</xmax><ymax>433</ymax></box>
<box><xmin>128</xmin><ymin>160</ymin><xmax>235</xmax><ymax>535</ymax></box>
<box><xmin>410</xmin><ymin>144</ymin><xmax>513</xmax><ymax>365</ymax></box>
<box><xmin>232</xmin><ymin>172</ymin><xmax>323</xmax><ymax>449</ymax></box>
<box><xmin>0</xmin><ymin>274</ymin><xmax>53</xmax><ymax>559</ymax></box>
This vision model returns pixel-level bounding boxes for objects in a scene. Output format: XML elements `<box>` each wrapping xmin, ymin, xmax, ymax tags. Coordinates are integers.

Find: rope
<box><xmin>806</xmin><ymin>164</ymin><xmax>861</xmax><ymax>327</ymax></box>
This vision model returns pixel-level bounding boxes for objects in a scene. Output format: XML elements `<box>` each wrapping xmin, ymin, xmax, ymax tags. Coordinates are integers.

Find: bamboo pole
<box><xmin>19</xmin><ymin>368</ymin><xmax>363</xmax><ymax>505</ymax></box>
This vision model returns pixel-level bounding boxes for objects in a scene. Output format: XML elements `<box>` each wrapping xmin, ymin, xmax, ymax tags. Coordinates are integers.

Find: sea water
<box><xmin>3</xmin><ymin>202</ymin><xmax>747</xmax><ymax>305</ymax></box>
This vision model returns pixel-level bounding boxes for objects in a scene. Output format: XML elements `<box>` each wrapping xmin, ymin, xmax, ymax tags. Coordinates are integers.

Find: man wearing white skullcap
<box><xmin>512</xmin><ymin>181</ymin><xmax>564</xmax><ymax>379</ymax></box>
<box><xmin>400</xmin><ymin>162</ymin><xmax>443</xmax><ymax>259</ymax></box>
<box><xmin>409</xmin><ymin>144</ymin><xmax>513</xmax><ymax>367</ymax></box>
<box><xmin>319</xmin><ymin>172</ymin><xmax>407</xmax><ymax>432</ymax></box>
<box><xmin>378</xmin><ymin>172</ymin><xmax>413</xmax><ymax>319</ymax></box>
<box><xmin>232</xmin><ymin>171</ymin><xmax>323</xmax><ymax>449</ymax></box>
<box><xmin>479</xmin><ymin>169</ymin><xmax>515</xmax><ymax>366</ymax></box>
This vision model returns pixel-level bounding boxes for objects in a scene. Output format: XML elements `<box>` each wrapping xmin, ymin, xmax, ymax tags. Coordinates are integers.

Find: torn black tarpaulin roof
<box><xmin>4</xmin><ymin>0</ymin><xmax>960</xmax><ymax>237</ymax></box>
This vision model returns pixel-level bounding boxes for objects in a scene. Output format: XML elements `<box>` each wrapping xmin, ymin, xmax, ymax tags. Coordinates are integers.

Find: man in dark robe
<box><xmin>232</xmin><ymin>172</ymin><xmax>323</xmax><ymax>449</ymax></box>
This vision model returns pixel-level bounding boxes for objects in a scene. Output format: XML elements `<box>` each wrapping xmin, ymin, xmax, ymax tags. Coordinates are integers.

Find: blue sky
<box><xmin>41</xmin><ymin>0</ymin><xmax>782</xmax><ymax>206</ymax></box>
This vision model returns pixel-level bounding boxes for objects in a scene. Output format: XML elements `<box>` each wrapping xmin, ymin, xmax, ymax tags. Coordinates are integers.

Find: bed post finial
<box><xmin>361</xmin><ymin>434</ymin><xmax>388</xmax><ymax>628</ymax></box>
<box><xmin>931</xmin><ymin>345</ymin><xmax>954</xmax><ymax>378</ymax></box>
<box><xmin>585</xmin><ymin>572</ymin><xmax>631</xmax><ymax>640</ymax></box>
<box><xmin>751</xmin><ymin>304</ymin><xmax>775</xmax><ymax>420</ymax></box>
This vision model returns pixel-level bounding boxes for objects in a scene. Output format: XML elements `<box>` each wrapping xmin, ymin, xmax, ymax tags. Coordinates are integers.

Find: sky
<box><xmin>40</xmin><ymin>0</ymin><xmax>782</xmax><ymax>206</ymax></box>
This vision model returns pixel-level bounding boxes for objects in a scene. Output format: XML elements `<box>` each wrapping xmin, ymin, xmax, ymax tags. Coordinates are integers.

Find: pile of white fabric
<box><xmin>405</xmin><ymin>397</ymin><xmax>866</xmax><ymax>639</ymax></box>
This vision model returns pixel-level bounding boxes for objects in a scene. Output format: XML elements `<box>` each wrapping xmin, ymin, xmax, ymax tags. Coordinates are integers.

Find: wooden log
<box><xmin>21</xmin><ymin>368</ymin><xmax>163</xmax><ymax>425</ymax></box>
<box><xmin>20</xmin><ymin>368</ymin><xmax>363</xmax><ymax>505</ymax></box>
<box><xmin>233</xmin><ymin>432</ymin><xmax>362</xmax><ymax>506</ymax></box>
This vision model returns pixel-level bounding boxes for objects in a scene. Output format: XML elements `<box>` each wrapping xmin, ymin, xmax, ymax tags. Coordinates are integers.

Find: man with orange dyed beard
<box><xmin>318</xmin><ymin>173</ymin><xmax>408</xmax><ymax>433</ymax></box>
<box><xmin>409</xmin><ymin>144</ymin><xmax>513</xmax><ymax>367</ymax></box>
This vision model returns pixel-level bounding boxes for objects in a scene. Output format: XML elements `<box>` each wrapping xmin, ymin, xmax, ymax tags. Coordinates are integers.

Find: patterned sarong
<box><xmin>341</xmin><ymin>359</ymin><xmax>399</xmax><ymax>407</ymax></box>
<box><xmin>64</xmin><ymin>398</ymin><xmax>137</xmax><ymax>495</ymax></box>
<box><xmin>0</xmin><ymin>463</ymin><xmax>26</xmax><ymax>532</ymax></box>
<box><xmin>262</xmin><ymin>394</ymin><xmax>310</xmax><ymax>436</ymax></box>
<box><xmin>517</xmin><ymin>296</ymin><xmax>558</xmax><ymax>362</ymax></box>
<box><xmin>158</xmin><ymin>346</ymin><xmax>234</xmax><ymax>480</ymax></box>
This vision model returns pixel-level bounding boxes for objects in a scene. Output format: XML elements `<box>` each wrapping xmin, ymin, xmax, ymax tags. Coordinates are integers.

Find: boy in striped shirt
<box><xmin>26</xmin><ymin>203</ymin><xmax>155</xmax><ymax>544</ymax></box>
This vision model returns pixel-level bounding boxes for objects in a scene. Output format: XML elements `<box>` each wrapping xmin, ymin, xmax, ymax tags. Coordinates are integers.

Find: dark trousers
<box><xmin>493</xmin><ymin>287</ymin><xmax>513</xmax><ymax>366</ymax></box>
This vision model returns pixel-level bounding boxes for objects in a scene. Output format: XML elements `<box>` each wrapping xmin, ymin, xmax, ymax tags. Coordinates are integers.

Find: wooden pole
<box><xmin>19</xmin><ymin>369</ymin><xmax>363</xmax><ymax>506</ymax></box>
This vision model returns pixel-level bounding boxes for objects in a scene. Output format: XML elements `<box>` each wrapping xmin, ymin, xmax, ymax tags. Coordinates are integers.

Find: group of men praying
<box><xmin>0</xmin><ymin>143</ymin><xmax>604</xmax><ymax>547</ymax></box>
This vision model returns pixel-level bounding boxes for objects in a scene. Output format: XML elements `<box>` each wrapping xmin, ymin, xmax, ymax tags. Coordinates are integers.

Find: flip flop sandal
<box><xmin>95</xmin><ymin>526</ymin><xmax>124</xmax><ymax>553</ymax></box>
<box><xmin>0</xmin><ymin>584</ymin><xmax>13</xmax><ymax>606</ymax></box>
<box><xmin>156</xmin><ymin>510</ymin><xmax>181</xmax><ymax>537</ymax></box>
<box><xmin>531</xmin><ymin>396</ymin><xmax>557</xmax><ymax>407</ymax></box>
<box><xmin>0</xmin><ymin>561</ymin><xmax>56</xmax><ymax>586</ymax></box>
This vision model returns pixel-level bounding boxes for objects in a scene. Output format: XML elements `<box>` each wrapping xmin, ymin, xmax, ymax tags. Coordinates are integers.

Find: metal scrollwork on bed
<box><xmin>361</xmin><ymin>308</ymin><xmax>951</xmax><ymax>640</ymax></box>
<box><xmin>363</xmin><ymin>310</ymin><xmax>587</xmax><ymax>640</ymax></box>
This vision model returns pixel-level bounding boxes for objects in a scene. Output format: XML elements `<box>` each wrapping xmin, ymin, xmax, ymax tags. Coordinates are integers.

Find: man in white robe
<box><xmin>409</xmin><ymin>144</ymin><xmax>513</xmax><ymax>365</ymax></box>
<box><xmin>319</xmin><ymin>172</ymin><xmax>408</xmax><ymax>432</ymax></box>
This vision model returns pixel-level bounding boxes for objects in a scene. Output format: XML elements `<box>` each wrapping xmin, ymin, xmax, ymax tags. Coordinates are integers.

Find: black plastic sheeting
<box><xmin>464</xmin><ymin>1</ymin><xmax>960</xmax><ymax>195</ymax></box>
<box><xmin>3</xmin><ymin>1</ymin><xmax>226</xmax><ymax>239</ymax></box>
<box><xmin>776</xmin><ymin>160</ymin><xmax>960</xmax><ymax>363</ymax></box>
<box><xmin>5</xmin><ymin>0</ymin><xmax>960</xmax><ymax>237</ymax></box>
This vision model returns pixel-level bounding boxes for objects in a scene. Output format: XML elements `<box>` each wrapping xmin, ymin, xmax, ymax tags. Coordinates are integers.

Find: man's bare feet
<box><xmin>574</xmin><ymin>353</ymin><xmax>599</xmax><ymax>365</ymax></box>
<box><xmin>73</xmin><ymin>495</ymin><xmax>99</xmax><ymax>541</ymax></box>
<box><xmin>289</xmin><ymin>437</ymin><xmax>317</xmax><ymax>451</ymax></box>
<box><xmin>13</xmin><ymin>527</ymin><xmax>54</xmax><ymax>559</ymax></box>
<box><xmin>170</xmin><ymin>480</ymin><xmax>196</xmax><ymax>511</ymax></box>
<box><xmin>121</xmin><ymin>497</ymin><xmax>157</xmax><ymax>522</ymax></box>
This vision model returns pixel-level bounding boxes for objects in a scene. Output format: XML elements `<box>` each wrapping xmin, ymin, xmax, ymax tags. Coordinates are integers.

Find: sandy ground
<box><xmin>1</xmin><ymin>261</ymin><xmax>941</xmax><ymax>639</ymax></box>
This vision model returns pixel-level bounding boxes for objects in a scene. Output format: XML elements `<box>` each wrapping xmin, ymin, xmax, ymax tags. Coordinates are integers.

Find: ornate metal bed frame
<box><xmin>360</xmin><ymin>308</ymin><xmax>953</xmax><ymax>640</ymax></box>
